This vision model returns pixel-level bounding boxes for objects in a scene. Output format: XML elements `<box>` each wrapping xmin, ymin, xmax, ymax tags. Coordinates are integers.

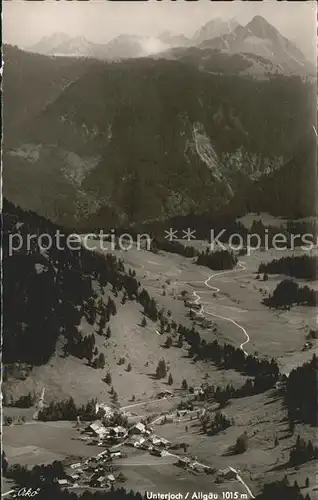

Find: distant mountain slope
<box><xmin>3</xmin><ymin>45</ymin><xmax>99</xmax><ymax>147</ymax></box>
<box><xmin>29</xmin><ymin>32</ymin><xmax>186</xmax><ymax>60</ymax></box>
<box><xmin>168</xmin><ymin>46</ymin><xmax>281</xmax><ymax>77</ymax></box>
<box><xmin>3</xmin><ymin>46</ymin><xmax>315</xmax><ymax>228</ymax></box>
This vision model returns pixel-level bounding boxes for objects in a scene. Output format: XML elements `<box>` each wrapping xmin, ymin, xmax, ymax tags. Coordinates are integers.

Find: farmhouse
<box><xmin>88</xmin><ymin>420</ymin><xmax>107</xmax><ymax>438</ymax></box>
<box><xmin>70</xmin><ymin>462</ymin><xmax>82</xmax><ymax>470</ymax></box>
<box><xmin>157</xmin><ymin>389</ymin><xmax>173</xmax><ymax>398</ymax></box>
<box><xmin>110</xmin><ymin>426</ymin><xmax>128</xmax><ymax>438</ymax></box>
<box><xmin>129</xmin><ymin>422</ymin><xmax>146</xmax><ymax>435</ymax></box>
<box><xmin>159</xmin><ymin>437</ymin><xmax>171</xmax><ymax>448</ymax></box>
<box><xmin>218</xmin><ymin>468</ymin><xmax>237</xmax><ymax>480</ymax></box>
<box><xmin>57</xmin><ymin>479</ymin><xmax>69</xmax><ymax>486</ymax></box>
<box><xmin>95</xmin><ymin>449</ymin><xmax>110</xmax><ymax>460</ymax></box>
<box><xmin>134</xmin><ymin>436</ymin><xmax>146</xmax><ymax>447</ymax></box>
<box><xmin>149</xmin><ymin>435</ymin><xmax>171</xmax><ymax>448</ymax></box>
<box><xmin>185</xmin><ymin>300</ymin><xmax>201</xmax><ymax>310</ymax></box>
<box><xmin>150</xmin><ymin>447</ymin><xmax>163</xmax><ymax>457</ymax></box>
<box><xmin>177</xmin><ymin>457</ymin><xmax>191</xmax><ymax>468</ymax></box>
<box><xmin>189</xmin><ymin>461</ymin><xmax>206</xmax><ymax>473</ymax></box>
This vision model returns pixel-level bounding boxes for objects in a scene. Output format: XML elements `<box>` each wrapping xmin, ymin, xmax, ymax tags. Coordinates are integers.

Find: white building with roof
<box><xmin>129</xmin><ymin>422</ymin><xmax>146</xmax><ymax>434</ymax></box>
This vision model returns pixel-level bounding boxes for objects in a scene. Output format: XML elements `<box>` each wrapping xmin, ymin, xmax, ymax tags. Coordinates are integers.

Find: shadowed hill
<box><xmin>3</xmin><ymin>46</ymin><xmax>315</xmax><ymax>228</ymax></box>
<box><xmin>3</xmin><ymin>45</ymin><xmax>99</xmax><ymax>147</ymax></box>
<box><xmin>2</xmin><ymin>199</ymin><xmax>140</xmax><ymax>366</ymax></box>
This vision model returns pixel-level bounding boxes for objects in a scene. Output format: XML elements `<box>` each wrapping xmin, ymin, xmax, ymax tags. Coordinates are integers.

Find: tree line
<box><xmin>259</xmin><ymin>255</ymin><xmax>317</xmax><ymax>280</ymax></box>
<box><xmin>3</xmin><ymin>391</ymin><xmax>36</xmax><ymax>408</ymax></box>
<box><xmin>151</xmin><ymin>238</ymin><xmax>238</xmax><ymax>271</ymax></box>
<box><xmin>200</xmin><ymin>375</ymin><xmax>279</xmax><ymax>405</ymax></box>
<box><xmin>263</xmin><ymin>279</ymin><xmax>317</xmax><ymax>309</ymax></box>
<box><xmin>289</xmin><ymin>435</ymin><xmax>318</xmax><ymax>466</ymax></box>
<box><xmin>201</xmin><ymin>410</ymin><xmax>233</xmax><ymax>436</ymax></box>
<box><xmin>38</xmin><ymin>397</ymin><xmax>97</xmax><ymax>422</ymax></box>
<box><xmin>284</xmin><ymin>354</ymin><xmax>317</xmax><ymax>426</ymax></box>
<box><xmin>151</xmin><ymin>238</ymin><xmax>197</xmax><ymax>258</ymax></box>
<box><xmin>255</xmin><ymin>478</ymin><xmax>312</xmax><ymax>500</ymax></box>
<box><xmin>196</xmin><ymin>248</ymin><xmax>238</xmax><ymax>271</ymax></box>
<box><xmin>177</xmin><ymin>323</ymin><xmax>279</xmax><ymax>379</ymax></box>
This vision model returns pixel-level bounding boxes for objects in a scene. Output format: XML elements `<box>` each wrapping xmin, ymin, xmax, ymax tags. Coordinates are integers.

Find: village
<box><xmin>56</xmin><ymin>387</ymin><xmax>238</xmax><ymax>492</ymax></box>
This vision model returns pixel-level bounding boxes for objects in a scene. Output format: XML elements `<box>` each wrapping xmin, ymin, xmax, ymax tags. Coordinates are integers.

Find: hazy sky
<box><xmin>3</xmin><ymin>0</ymin><xmax>317</xmax><ymax>61</ymax></box>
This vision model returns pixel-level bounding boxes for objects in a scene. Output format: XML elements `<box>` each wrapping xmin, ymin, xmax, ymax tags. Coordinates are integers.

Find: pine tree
<box><xmin>160</xmin><ymin>321</ymin><xmax>165</xmax><ymax>335</ymax></box>
<box><xmin>234</xmin><ymin>431</ymin><xmax>248</xmax><ymax>454</ymax></box>
<box><xmin>98</xmin><ymin>352</ymin><xmax>105</xmax><ymax>369</ymax></box>
<box><xmin>141</xmin><ymin>317</ymin><xmax>147</xmax><ymax>327</ymax></box>
<box><xmin>165</xmin><ymin>336</ymin><xmax>173</xmax><ymax>348</ymax></box>
<box><xmin>168</xmin><ymin>373</ymin><xmax>173</xmax><ymax>386</ymax></box>
<box><xmin>156</xmin><ymin>359</ymin><xmax>167</xmax><ymax>379</ymax></box>
<box><xmin>181</xmin><ymin>379</ymin><xmax>188</xmax><ymax>390</ymax></box>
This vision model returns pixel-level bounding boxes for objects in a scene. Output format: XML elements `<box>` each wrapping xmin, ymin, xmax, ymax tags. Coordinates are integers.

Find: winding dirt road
<box><xmin>190</xmin><ymin>262</ymin><xmax>251</xmax><ymax>355</ymax></box>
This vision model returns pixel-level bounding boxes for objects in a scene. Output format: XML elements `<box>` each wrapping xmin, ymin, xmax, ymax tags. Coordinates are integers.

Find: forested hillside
<box><xmin>3</xmin><ymin>199</ymin><xmax>139</xmax><ymax>366</ymax></box>
<box><xmin>4</xmin><ymin>46</ymin><xmax>315</xmax><ymax>228</ymax></box>
<box><xmin>3</xmin><ymin>45</ymin><xmax>98</xmax><ymax>147</ymax></box>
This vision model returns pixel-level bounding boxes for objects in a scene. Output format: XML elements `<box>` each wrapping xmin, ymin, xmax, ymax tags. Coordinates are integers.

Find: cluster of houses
<box><xmin>86</xmin><ymin>420</ymin><xmax>128</xmax><ymax>444</ymax></box>
<box><xmin>59</xmin><ymin>452</ymin><xmax>118</xmax><ymax>489</ymax></box>
<box><xmin>56</xmin><ymin>398</ymin><xmax>217</xmax><ymax>491</ymax></box>
<box><xmin>85</xmin><ymin>416</ymin><xmax>173</xmax><ymax>458</ymax></box>
<box><xmin>127</xmin><ymin>422</ymin><xmax>172</xmax><ymax>456</ymax></box>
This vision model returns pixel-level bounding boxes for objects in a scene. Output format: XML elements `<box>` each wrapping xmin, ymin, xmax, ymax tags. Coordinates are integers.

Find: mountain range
<box><xmin>26</xmin><ymin>16</ymin><xmax>314</xmax><ymax>76</ymax></box>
